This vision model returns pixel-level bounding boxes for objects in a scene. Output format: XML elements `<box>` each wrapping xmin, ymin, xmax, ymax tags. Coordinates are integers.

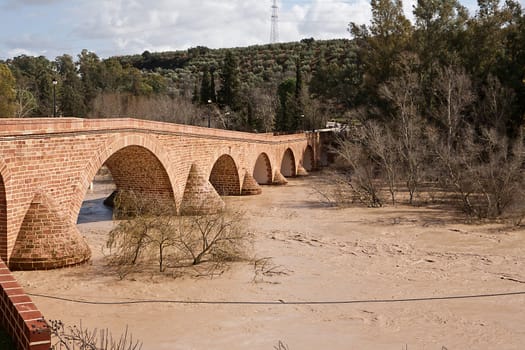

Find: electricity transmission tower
<box><xmin>270</xmin><ymin>0</ymin><xmax>279</xmax><ymax>43</ymax></box>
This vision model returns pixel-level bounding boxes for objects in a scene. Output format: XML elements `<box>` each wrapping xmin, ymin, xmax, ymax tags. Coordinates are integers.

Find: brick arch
<box><xmin>72</xmin><ymin>134</ymin><xmax>178</xmax><ymax>221</ymax></box>
<box><xmin>253</xmin><ymin>153</ymin><xmax>273</xmax><ymax>185</ymax></box>
<box><xmin>209</xmin><ymin>154</ymin><xmax>241</xmax><ymax>196</ymax></box>
<box><xmin>280</xmin><ymin>148</ymin><xmax>296</xmax><ymax>177</ymax></box>
<box><xmin>303</xmin><ymin>145</ymin><xmax>314</xmax><ymax>171</ymax></box>
<box><xmin>104</xmin><ymin>146</ymin><xmax>176</xmax><ymax>208</ymax></box>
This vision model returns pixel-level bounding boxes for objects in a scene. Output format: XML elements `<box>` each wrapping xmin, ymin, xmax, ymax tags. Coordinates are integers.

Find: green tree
<box><xmin>413</xmin><ymin>0</ymin><xmax>469</xmax><ymax>69</ymax></box>
<box><xmin>218</xmin><ymin>51</ymin><xmax>241</xmax><ymax>111</ymax></box>
<box><xmin>56</xmin><ymin>54</ymin><xmax>86</xmax><ymax>117</ymax></box>
<box><xmin>0</xmin><ymin>63</ymin><xmax>16</xmax><ymax>117</ymax></box>
<box><xmin>209</xmin><ymin>67</ymin><xmax>217</xmax><ymax>103</ymax></box>
<box><xmin>122</xmin><ymin>67</ymin><xmax>154</xmax><ymax>95</ymax></box>
<box><xmin>78</xmin><ymin>49</ymin><xmax>106</xmax><ymax>113</ymax></box>
<box><xmin>275</xmin><ymin>78</ymin><xmax>297</xmax><ymax>132</ymax></box>
<box><xmin>101</xmin><ymin>58</ymin><xmax>125</xmax><ymax>91</ymax></box>
<box><xmin>200</xmin><ymin>66</ymin><xmax>213</xmax><ymax>104</ymax></box>
<box><xmin>9</xmin><ymin>55</ymin><xmax>54</xmax><ymax>116</ymax></box>
<box><xmin>349</xmin><ymin>0</ymin><xmax>412</xmax><ymax>108</ymax></box>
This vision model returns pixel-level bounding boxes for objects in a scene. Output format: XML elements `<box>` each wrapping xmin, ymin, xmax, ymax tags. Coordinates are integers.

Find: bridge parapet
<box><xmin>0</xmin><ymin>118</ymin><xmax>306</xmax><ymax>143</ymax></box>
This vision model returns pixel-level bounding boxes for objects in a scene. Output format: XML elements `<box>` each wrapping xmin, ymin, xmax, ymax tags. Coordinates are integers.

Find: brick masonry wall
<box><xmin>0</xmin><ymin>118</ymin><xmax>320</xmax><ymax>269</ymax></box>
<box><xmin>0</xmin><ymin>259</ymin><xmax>51</xmax><ymax>350</ymax></box>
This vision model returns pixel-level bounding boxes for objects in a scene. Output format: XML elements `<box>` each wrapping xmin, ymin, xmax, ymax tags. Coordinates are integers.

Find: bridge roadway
<box><xmin>0</xmin><ymin>118</ymin><xmax>319</xmax><ymax>270</ymax></box>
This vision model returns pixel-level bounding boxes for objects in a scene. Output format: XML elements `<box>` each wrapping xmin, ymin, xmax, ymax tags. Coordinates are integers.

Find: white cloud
<box><xmin>0</xmin><ymin>0</ymin><xmax>427</xmax><ymax>59</ymax></box>
<box><xmin>68</xmin><ymin>0</ymin><xmax>371</xmax><ymax>56</ymax></box>
<box><xmin>7</xmin><ymin>48</ymin><xmax>41</xmax><ymax>57</ymax></box>
<box><xmin>297</xmin><ymin>0</ymin><xmax>371</xmax><ymax>39</ymax></box>
<box><xmin>72</xmin><ymin>0</ymin><xmax>271</xmax><ymax>55</ymax></box>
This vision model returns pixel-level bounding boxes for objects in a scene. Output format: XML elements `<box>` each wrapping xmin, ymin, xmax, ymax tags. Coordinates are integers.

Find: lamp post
<box><xmin>52</xmin><ymin>78</ymin><xmax>57</xmax><ymax>117</ymax></box>
<box><xmin>207</xmin><ymin>99</ymin><xmax>212</xmax><ymax>128</ymax></box>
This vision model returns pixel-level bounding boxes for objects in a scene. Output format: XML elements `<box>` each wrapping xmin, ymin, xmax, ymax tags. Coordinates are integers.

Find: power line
<box><xmin>27</xmin><ymin>290</ymin><xmax>525</xmax><ymax>306</ymax></box>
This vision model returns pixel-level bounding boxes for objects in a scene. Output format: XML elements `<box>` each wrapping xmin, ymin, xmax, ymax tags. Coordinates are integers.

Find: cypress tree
<box><xmin>218</xmin><ymin>51</ymin><xmax>241</xmax><ymax>111</ymax></box>
<box><xmin>200</xmin><ymin>66</ymin><xmax>211</xmax><ymax>104</ymax></box>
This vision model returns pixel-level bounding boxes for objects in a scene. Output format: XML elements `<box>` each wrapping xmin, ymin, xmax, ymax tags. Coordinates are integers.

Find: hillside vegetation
<box><xmin>1</xmin><ymin>0</ymin><xmax>524</xmax><ymax>135</ymax></box>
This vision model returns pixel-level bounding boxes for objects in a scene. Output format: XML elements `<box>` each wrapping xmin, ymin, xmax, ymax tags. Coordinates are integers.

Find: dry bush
<box><xmin>106</xmin><ymin>192</ymin><xmax>249</xmax><ymax>276</ymax></box>
<box><xmin>274</xmin><ymin>341</ymin><xmax>290</xmax><ymax>350</ymax></box>
<box><xmin>431</xmin><ymin>127</ymin><xmax>525</xmax><ymax>219</ymax></box>
<box><xmin>252</xmin><ymin>257</ymin><xmax>290</xmax><ymax>283</ymax></box>
<box><xmin>175</xmin><ymin>211</ymin><xmax>249</xmax><ymax>266</ymax></box>
<box><xmin>89</xmin><ymin>92</ymin><xmax>205</xmax><ymax>126</ymax></box>
<box><xmin>106</xmin><ymin>191</ymin><xmax>177</xmax><ymax>273</ymax></box>
<box><xmin>333</xmin><ymin>136</ymin><xmax>383</xmax><ymax>207</ymax></box>
<box><xmin>310</xmin><ymin>169</ymin><xmax>369</xmax><ymax>207</ymax></box>
<box><xmin>49</xmin><ymin>320</ymin><xmax>141</xmax><ymax>350</ymax></box>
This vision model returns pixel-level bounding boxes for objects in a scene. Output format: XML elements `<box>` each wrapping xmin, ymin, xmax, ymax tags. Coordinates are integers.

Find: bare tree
<box><xmin>106</xmin><ymin>192</ymin><xmax>248</xmax><ymax>275</ymax></box>
<box><xmin>14</xmin><ymin>88</ymin><xmax>37</xmax><ymax>117</ymax></box>
<box><xmin>425</xmin><ymin>66</ymin><xmax>525</xmax><ymax>218</ymax></box>
<box><xmin>431</xmin><ymin>65</ymin><xmax>475</xmax><ymax>156</ymax></box>
<box><xmin>380</xmin><ymin>61</ymin><xmax>427</xmax><ymax>204</ymax></box>
<box><xmin>246</xmin><ymin>85</ymin><xmax>278</xmax><ymax>132</ymax></box>
<box><xmin>106</xmin><ymin>191</ymin><xmax>177</xmax><ymax>272</ymax></box>
<box><xmin>363</xmin><ymin>120</ymin><xmax>399</xmax><ymax>205</ymax></box>
<box><xmin>88</xmin><ymin>92</ymin><xmax>205</xmax><ymax>126</ymax></box>
<box><xmin>335</xmin><ymin>133</ymin><xmax>383</xmax><ymax>207</ymax></box>
<box><xmin>476</xmin><ymin>74</ymin><xmax>515</xmax><ymax>134</ymax></box>
<box><xmin>176</xmin><ymin>211</ymin><xmax>248</xmax><ymax>265</ymax></box>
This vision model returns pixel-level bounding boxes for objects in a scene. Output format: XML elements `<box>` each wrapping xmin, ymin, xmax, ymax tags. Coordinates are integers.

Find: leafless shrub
<box><xmin>89</xmin><ymin>92</ymin><xmax>205</xmax><ymax>126</ymax></box>
<box><xmin>309</xmin><ymin>170</ymin><xmax>355</xmax><ymax>207</ymax></box>
<box><xmin>49</xmin><ymin>320</ymin><xmax>141</xmax><ymax>350</ymax></box>
<box><xmin>334</xmin><ymin>135</ymin><xmax>383</xmax><ymax>207</ymax></box>
<box><xmin>176</xmin><ymin>211</ymin><xmax>249</xmax><ymax>266</ymax></box>
<box><xmin>430</xmin><ymin>124</ymin><xmax>525</xmax><ymax>219</ymax></box>
<box><xmin>106</xmin><ymin>193</ymin><xmax>249</xmax><ymax>277</ymax></box>
<box><xmin>252</xmin><ymin>257</ymin><xmax>290</xmax><ymax>283</ymax></box>
<box><xmin>380</xmin><ymin>59</ymin><xmax>427</xmax><ymax>205</ymax></box>
<box><xmin>427</xmin><ymin>67</ymin><xmax>525</xmax><ymax>219</ymax></box>
<box><xmin>363</xmin><ymin>120</ymin><xmax>399</xmax><ymax>205</ymax></box>
<box><xmin>107</xmin><ymin>191</ymin><xmax>177</xmax><ymax>273</ymax></box>
<box><xmin>274</xmin><ymin>341</ymin><xmax>290</xmax><ymax>350</ymax></box>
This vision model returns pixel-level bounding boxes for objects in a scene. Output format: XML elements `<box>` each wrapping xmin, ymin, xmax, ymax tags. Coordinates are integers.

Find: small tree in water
<box><xmin>106</xmin><ymin>191</ymin><xmax>248</xmax><ymax>276</ymax></box>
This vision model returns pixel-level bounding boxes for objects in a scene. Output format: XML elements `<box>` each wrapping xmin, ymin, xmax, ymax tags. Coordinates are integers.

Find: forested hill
<box><xmin>1</xmin><ymin>0</ymin><xmax>524</xmax><ymax>136</ymax></box>
<box><xmin>113</xmin><ymin>39</ymin><xmax>354</xmax><ymax>97</ymax></box>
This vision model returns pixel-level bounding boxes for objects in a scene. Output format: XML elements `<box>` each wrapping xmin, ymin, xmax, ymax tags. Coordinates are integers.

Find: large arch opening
<box><xmin>303</xmin><ymin>146</ymin><xmax>314</xmax><ymax>171</ymax></box>
<box><xmin>253</xmin><ymin>153</ymin><xmax>272</xmax><ymax>184</ymax></box>
<box><xmin>77</xmin><ymin>145</ymin><xmax>176</xmax><ymax>224</ymax></box>
<box><xmin>280</xmin><ymin>149</ymin><xmax>296</xmax><ymax>177</ymax></box>
<box><xmin>209</xmin><ymin>155</ymin><xmax>241</xmax><ymax>196</ymax></box>
<box><xmin>0</xmin><ymin>173</ymin><xmax>6</xmax><ymax>261</ymax></box>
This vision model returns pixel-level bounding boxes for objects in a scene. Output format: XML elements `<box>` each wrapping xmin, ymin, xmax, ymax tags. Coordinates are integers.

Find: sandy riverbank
<box><xmin>13</xmin><ymin>175</ymin><xmax>525</xmax><ymax>349</ymax></box>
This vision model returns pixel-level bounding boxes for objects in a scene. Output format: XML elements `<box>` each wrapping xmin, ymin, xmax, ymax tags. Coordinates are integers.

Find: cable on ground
<box><xmin>27</xmin><ymin>290</ymin><xmax>525</xmax><ymax>306</ymax></box>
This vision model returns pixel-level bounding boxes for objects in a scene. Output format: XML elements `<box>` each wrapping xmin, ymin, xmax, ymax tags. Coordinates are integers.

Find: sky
<box><xmin>0</xmin><ymin>0</ymin><xmax>519</xmax><ymax>60</ymax></box>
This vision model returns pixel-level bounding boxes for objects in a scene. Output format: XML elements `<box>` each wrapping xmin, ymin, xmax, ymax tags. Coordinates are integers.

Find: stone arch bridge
<box><xmin>0</xmin><ymin>118</ymin><xmax>321</xmax><ymax>270</ymax></box>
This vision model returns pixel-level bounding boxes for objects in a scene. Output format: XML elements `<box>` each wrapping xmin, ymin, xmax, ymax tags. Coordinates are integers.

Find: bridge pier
<box><xmin>273</xmin><ymin>170</ymin><xmax>288</xmax><ymax>185</ymax></box>
<box><xmin>241</xmin><ymin>171</ymin><xmax>262</xmax><ymax>195</ymax></box>
<box><xmin>8</xmin><ymin>192</ymin><xmax>90</xmax><ymax>270</ymax></box>
<box><xmin>297</xmin><ymin>165</ymin><xmax>309</xmax><ymax>176</ymax></box>
<box><xmin>180</xmin><ymin>164</ymin><xmax>225</xmax><ymax>215</ymax></box>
